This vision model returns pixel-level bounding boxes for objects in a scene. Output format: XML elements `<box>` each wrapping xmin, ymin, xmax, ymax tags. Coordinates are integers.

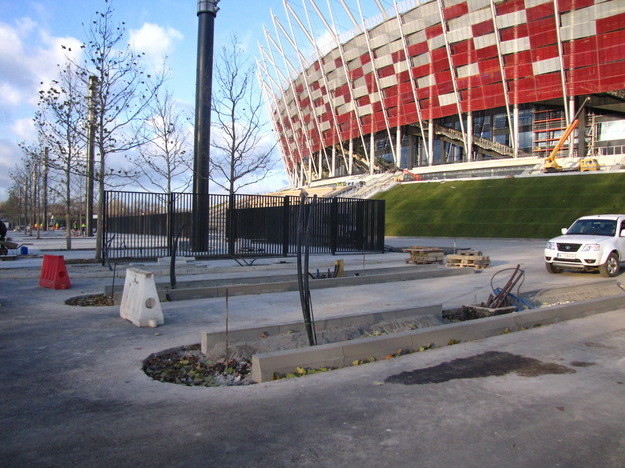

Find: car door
<box><xmin>617</xmin><ymin>218</ymin><xmax>625</xmax><ymax>258</ymax></box>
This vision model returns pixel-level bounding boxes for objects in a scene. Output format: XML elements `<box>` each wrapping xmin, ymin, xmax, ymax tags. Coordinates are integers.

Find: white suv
<box><xmin>544</xmin><ymin>214</ymin><xmax>625</xmax><ymax>277</ymax></box>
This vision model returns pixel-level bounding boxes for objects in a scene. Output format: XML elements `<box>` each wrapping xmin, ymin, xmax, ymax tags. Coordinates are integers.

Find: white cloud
<box><xmin>0</xmin><ymin>139</ymin><xmax>20</xmax><ymax>201</ymax></box>
<box><xmin>11</xmin><ymin>118</ymin><xmax>35</xmax><ymax>140</ymax></box>
<box><xmin>0</xmin><ymin>19</ymin><xmax>82</xmax><ymax>110</ymax></box>
<box><xmin>129</xmin><ymin>23</ymin><xmax>183</xmax><ymax>68</ymax></box>
<box><xmin>0</xmin><ymin>83</ymin><xmax>22</xmax><ymax>107</ymax></box>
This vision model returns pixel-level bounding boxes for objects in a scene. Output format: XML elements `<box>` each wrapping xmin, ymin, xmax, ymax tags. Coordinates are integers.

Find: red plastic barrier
<box><xmin>39</xmin><ymin>255</ymin><xmax>71</xmax><ymax>290</ymax></box>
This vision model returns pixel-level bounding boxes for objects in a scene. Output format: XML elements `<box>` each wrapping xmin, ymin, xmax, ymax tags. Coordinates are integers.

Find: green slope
<box><xmin>375</xmin><ymin>173</ymin><xmax>625</xmax><ymax>239</ymax></box>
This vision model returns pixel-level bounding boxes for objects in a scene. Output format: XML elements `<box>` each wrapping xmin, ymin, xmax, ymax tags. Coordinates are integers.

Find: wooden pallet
<box><xmin>445</xmin><ymin>252</ymin><xmax>490</xmax><ymax>269</ymax></box>
<box><xmin>403</xmin><ymin>247</ymin><xmax>444</xmax><ymax>265</ymax></box>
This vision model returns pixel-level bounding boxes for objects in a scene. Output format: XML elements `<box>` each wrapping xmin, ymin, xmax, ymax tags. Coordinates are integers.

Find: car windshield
<box><xmin>566</xmin><ymin>219</ymin><xmax>617</xmax><ymax>236</ymax></box>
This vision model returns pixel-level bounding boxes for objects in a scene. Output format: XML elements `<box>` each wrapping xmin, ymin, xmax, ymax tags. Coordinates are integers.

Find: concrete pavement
<box><xmin>1</xmin><ymin>231</ymin><xmax>625</xmax><ymax>466</ymax></box>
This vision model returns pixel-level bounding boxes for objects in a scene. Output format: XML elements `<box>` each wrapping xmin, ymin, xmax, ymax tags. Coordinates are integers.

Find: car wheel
<box><xmin>545</xmin><ymin>262</ymin><xmax>562</xmax><ymax>274</ymax></box>
<box><xmin>599</xmin><ymin>252</ymin><xmax>620</xmax><ymax>277</ymax></box>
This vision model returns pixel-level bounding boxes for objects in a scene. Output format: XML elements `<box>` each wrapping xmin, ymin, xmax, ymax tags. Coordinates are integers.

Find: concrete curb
<box><xmin>201</xmin><ymin>304</ymin><xmax>442</xmax><ymax>356</ymax></box>
<box><xmin>250</xmin><ymin>293</ymin><xmax>625</xmax><ymax>382</ymax></box>
<box><xmin>163</xmin><ymin>267</ymin><xmax>474</xmax><ymax>302</ymax></box>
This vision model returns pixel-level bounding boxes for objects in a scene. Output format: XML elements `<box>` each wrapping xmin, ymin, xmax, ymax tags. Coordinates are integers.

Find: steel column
<box><xmin>192</xmin><ymin>0</ymin><xmax>219</xmax><ymax>252</ymax></box>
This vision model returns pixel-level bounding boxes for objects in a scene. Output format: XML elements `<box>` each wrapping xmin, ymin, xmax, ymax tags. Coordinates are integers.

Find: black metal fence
<box><xmin>102</xmin><ymin>191</ymin><xmax>385</xmax><ymax>261</ymax></box>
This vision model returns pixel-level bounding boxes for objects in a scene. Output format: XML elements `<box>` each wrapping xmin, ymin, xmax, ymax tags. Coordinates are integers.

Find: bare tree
<box><xmin>74</xmin><ymin>0</ymin><xmax>161</xmax><ymax>260</ymax></box>
<box><xmin>210</xmin><ymin>36</ymin><xmax>276</xmax><ymax>196</ymax></box>
<box><xmin>131</xmin><ymin>69</ymin><xmax>192</xmax><ymax>193</ymax></box>
<box><xmin>12</xmin><ymin>145</ymin><xmax>46</xmax><ymax>236</ymax></box>
<box><xmin>35</xmin><ymin>61</ymin><xmax>87</xmax><ymax>249</ymax></box>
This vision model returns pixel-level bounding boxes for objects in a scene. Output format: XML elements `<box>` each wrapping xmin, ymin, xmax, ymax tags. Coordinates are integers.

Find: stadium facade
<box><xmin>258</xmin><ymin>0</ymin><xmax>625</xmax><ymax>187</ymax></box>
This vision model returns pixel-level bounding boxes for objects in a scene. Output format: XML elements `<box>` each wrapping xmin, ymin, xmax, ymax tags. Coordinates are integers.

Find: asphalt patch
<box><xmin>385</xmin><ymin>351</ymin><xmax>575</xmax><ymax>385</ymax></box>
<box><xmin>570</xmin><ymin>361</ymin><xmax>596</xmax><ymax>367</ymax></box>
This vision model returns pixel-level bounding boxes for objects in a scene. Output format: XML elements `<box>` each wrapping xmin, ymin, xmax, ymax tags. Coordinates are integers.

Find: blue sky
<box><xmin>0</xmin><ymin>0</ymin><xmax>387</xmax><ymax>200</ymax></box>
<box><xmin>0</xmin><ymin>0</ymin><xmax>294</xmax><ymax>200</ymax></box>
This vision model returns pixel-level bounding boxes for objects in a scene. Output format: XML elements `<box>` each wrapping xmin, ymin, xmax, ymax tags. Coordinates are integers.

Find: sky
<box><xmin>0</xmin><ymin>0</ymin><xmax>389</xmax><ymax>201</ymax></box>
<box><xmin>0</xmin><ymin>0</ymin><xmax>294</xmax><ymax>201</ymax></box>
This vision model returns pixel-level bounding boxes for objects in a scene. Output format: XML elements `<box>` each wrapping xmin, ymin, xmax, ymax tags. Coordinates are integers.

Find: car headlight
<box><xmin>581</xmin><ymin>244</ymin><xmax>600</xmax><ymax>251</ymax></box>
<box><xmin>546</xmin><ymin>241</ymin><xmax>556</xmax><ymax>250</ymax></box>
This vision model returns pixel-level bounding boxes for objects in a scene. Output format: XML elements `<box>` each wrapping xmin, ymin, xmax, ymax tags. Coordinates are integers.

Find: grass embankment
<box><xmin>375</xmin><ymin>173</ymin><xmax>625</xmax><ymax>239</ymax></box>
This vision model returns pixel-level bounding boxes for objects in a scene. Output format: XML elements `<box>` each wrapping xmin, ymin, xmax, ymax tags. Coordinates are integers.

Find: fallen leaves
<box><xmin>65</xmin><ymin>294</ymin><xmax>114</xmax><ymax>306</ymax></box>
<box><xmin>143</xmin><ymin>346</ymin><xmax>252</xmax><ymax>387</ymax></box>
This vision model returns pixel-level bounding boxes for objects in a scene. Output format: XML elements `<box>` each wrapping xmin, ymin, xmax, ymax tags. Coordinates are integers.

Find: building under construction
<box><xmin>258</xmin><ymin>0</ymin><xmax>625</xmax><ymax>187</ymax></box>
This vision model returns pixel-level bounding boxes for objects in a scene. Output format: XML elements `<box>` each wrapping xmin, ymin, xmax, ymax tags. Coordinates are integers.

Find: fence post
<box><xmin>377</xmin><ymin>200</ymin><xmax>386</xmax><ymax>252</ymax></box>
<box><xmin>101</xmin><ymin>191</ymin><xmax>108</xmax><ymax>266</ymax></box>
<box><xmin>330</xmin><ymin>197</ymin><xmax>338</xmax><ymax>255</ymax></box>
<box><xmin>282</xmin><ymin>196</ymin><xmax>290</xmax><ymax>257</ymax></box>
<box><xmin>167</xmin><ymin>192</ymin><xmax>175</xmax><ymax>257</ymax></box>
<box><xmin>227</xmin><ymin>192</ymin><xmax>236</xmax><ymax>257</ymax></box>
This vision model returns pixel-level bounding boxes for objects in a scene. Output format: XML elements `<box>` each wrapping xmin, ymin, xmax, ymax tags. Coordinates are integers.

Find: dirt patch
<box><xmin>65</xmin><ymin>294</ymin><xmax>114</xmax><ymax>306</ymax></box>
<box><xmin>143</xmin><ymin>344</ymin><xmax>252</xmax><ymax>386</ymax></box>
<box><xmin>584</xmin><ymin>341</ymin><xmax>616</xmax><ymax>349</ymax></box>
<box><xmin>570</xmin><ymin>361</ymin><xmax>596</xmax><ymax>367</ymax></box>
<box><xmin>384</xmin><ymin>351</ymin><xmax>576</xmax><ymax>385</ymax></box>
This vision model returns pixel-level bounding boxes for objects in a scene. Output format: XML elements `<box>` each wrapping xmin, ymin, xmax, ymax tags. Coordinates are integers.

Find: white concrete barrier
<box><xmin>119</xmin><ymin>268</ymin><xmax>164</xmax><ymax>327</ymax></box>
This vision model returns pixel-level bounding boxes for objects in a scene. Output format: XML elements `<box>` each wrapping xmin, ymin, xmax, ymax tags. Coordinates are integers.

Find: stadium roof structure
<box><xmin>258</xmin><ymin>0</ymin><xmax>625</xmax><ymax>187</ymax></box>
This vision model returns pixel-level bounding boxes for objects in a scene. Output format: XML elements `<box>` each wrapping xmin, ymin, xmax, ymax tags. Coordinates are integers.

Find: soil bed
<box><xmin>65</xmin><ymin>294</ymin><xmax>114</xmax><ymax>306</ymax></box>
<box><xmin>143</xmin><ymin>344</ymin><xmax>252</xmax><ymax>387</ymax></box>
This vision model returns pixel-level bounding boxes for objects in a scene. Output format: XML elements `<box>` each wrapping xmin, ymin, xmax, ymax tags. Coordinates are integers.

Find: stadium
<box><xmin>258</xmin><ymin>0</ymin><xmax>625</xmax><ymax>193</ymax></box>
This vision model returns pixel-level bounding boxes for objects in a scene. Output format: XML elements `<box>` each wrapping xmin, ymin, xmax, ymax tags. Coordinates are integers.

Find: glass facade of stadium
<box><xmin>259</xmin><ymin>0</ymin><xmax>625</xmax><ymax>186</ymax></box>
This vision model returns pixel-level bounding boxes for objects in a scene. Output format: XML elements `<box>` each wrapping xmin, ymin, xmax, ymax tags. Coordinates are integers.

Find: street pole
<box><xmin>192</xmin><ymin>0</ymin><xmax>219</xmax><ymax>252</ymax></box>
<box><xmin>85</xmin><ymin>75</ymin><xmax>98</xmax><ymax>238</ymax></box>
<box><xmin>42</xmin><ymin>147</ymin><xmax>49</xmax><ymax>231</ymax></box>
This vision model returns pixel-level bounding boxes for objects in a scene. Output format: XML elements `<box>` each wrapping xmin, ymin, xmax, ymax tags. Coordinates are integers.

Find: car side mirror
<box><xmin>561</xmin><ymin>228</ymin><xmax>568</xmax><ymax>235</ymax></box>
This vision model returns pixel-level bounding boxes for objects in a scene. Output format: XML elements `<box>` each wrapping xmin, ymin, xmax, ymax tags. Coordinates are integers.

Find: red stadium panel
<box><xmin>528</xmin><ymin>18</ymin><xmax>558</xmax><ymax>49</ymax></box>
<box><xmin>391</xmin><ymin>50</ymin><xmax>406</xmax><ymax>63</ymax></box>
<box><xmin>496</xmin><ymin>0</ymin><xmax>525</xmax><ymax>15</ymax></box>
<box><xmin>349</xmin><ymin>67</ymin><xmax>364</xmax><ymax>80</ymax></box>
<box><xmin>443</xmin><ymin>2</ymin><xmax>468</xmax><ymax>20</ymax></box>
<box><xmin>411</xmin><ymin>63</ymin><xmax>431</xmax><ymax>78</ymax></box>
<box><xmin>472</xmin><ymin>20</ymin><xmax>494</xmax><ymax>37</ymax></box>
<box><xmin>557</xmin><ymin>0</ymin><xmax>595</xmax><ymax>13</ymax></box>
<box><xmin>357</xmin><ymin>95</ymin><xmax>371</xmax><ymax>105</ymax></box>
<box><xmin>430</xmin><ymin>47</ymin><xmax>447</xmax><ymax>63</ymax></box>
<box><xmin>533</xmin><ymin>45</ymin><xmax>558</xmax><ymax>62</ymax></box>
<box><xmin>499</xmin><ymin>24</ymin><xmax>529</xmax><ymax>42</ymax></box>
<box><xmin>474</xmin><ymin>45</ymin><xmax>498</xmax><ymax>61</ymax></box>
<box><xmin>478</xmin><ymin>57</ymin><xmax>499</xmax><ymax>74</ymax></box>
<box><xmin>415</xmin><ymin>86</ymin><xmax>432</xmax><ymax>100</ymax></box>
<box><xmin>378</xmin><ymin>65</ymin><xmax>396</xmax><ymax>78</ymax></box>
<box><xmin>526</xmin><ymin>2</ymin><xmax>555</xmax><ymax>22</ymax></box>
<box><xmin>397</xmin><ymin>70</ymin><xmax>411</xmax><ymax>83</ymax></box>
<box><xmin>425</xmin><ymin>23</ymin><xmax>443</xmax><ymax>39</ymax></box>
<box><xmin>435</xmin><ymin>69</ymin><xmax>453</xmax><ymax>84</ymax></box>
<box><xmin>407</xmin><ymin>41</ymin><xmax>429</xmax><ymax>57</ymax></box>
<box><xmin>384</xmin><ymin>86</ymin><xmax>399</xmax><ymax>98</ymax></box>
<box><xmin>597</xmin><ymin>13</ymin><xmax>625</xmax><ymax>35</ymax></box>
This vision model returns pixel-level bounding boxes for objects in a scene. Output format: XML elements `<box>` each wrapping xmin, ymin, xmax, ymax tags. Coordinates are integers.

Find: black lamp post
<box><xmin>192</xmin><ymin>0</ymin><xmax>219</xmax><ymax>252</ymax></box>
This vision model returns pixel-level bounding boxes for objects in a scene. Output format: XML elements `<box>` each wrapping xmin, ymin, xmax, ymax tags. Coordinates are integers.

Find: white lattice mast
<box><xmin>256</xmin><ymin>58</ymin><xmax>297</xmax><ymax>186</ymax></box>
<box><xmin>271</xmin><ymin>11</ymin><xmax>332</xmax><ymax>179</ymax></box>
<box><xmin>263</xmin><ymin>23</ymin><xmax>320</xmax><ymax>183</ymax></box>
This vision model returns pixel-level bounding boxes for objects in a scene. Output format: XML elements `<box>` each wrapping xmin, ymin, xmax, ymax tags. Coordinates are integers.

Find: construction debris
<box><xmin>483</xmin><ymin>264</ymin><xmax>525</xmax><ymax>309</ymax></box>
<box><xmin>459</xmin><ymin>265</ymin><xmax>531</xmax><ymax>319</ymax></box>
<box><xmin>445</xmin><ymin>249</ymin><xmax>490</xmax><ymax>269</ymax></box>
<box><xmin>403</xmin><ymin>247</ymin><xmax>445</xmax><ymax>265</ymax></box>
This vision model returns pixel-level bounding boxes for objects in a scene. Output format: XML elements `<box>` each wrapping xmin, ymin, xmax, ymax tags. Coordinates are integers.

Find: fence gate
<box><xmin>102</xmin><ymin>191</ymin><xmax>385</xmax><ymax>262</ymax></box>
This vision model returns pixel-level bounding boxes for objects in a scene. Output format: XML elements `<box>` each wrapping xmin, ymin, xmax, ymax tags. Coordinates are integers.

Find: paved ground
<box><xmin>1</xmin><ymin>231</ymin><xmax>625</xmax><ymax>466</ymax></box>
